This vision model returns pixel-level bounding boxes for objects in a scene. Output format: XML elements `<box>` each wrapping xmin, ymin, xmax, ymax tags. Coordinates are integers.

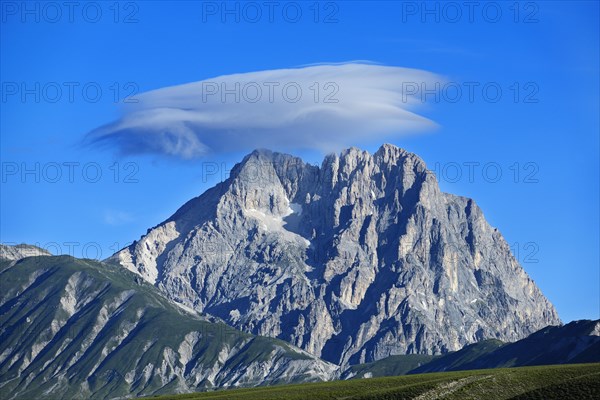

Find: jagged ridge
<box><xmin>113</xmin><ymin>144</ymin><xmax>560</xmax><ymax>366</ymax></box>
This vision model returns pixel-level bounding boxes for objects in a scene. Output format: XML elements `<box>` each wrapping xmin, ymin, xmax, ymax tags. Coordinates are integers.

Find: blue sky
<box><xmin>1</xmin><ymin>1</ymin><xmax>598</xmax><ymax>323</ymax></box>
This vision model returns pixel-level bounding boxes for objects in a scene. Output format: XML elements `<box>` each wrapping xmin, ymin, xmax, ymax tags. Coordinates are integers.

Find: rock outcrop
<box><xmin>0</xmin><ymin>244</ymin><xmax>51</xmax><ymax>261</ymax></box>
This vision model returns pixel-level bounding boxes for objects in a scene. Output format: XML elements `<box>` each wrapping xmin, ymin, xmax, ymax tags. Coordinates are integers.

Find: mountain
<box><xmin>0</xmin><ymin>253</ymin><xmax>337</xmax><ymax>400</ymax></box>
<box><xmin>411</xmin><ymin>319</ymin><xmax>600</xmax><ymax>373</ymax></box>
<box><xmin>341</xmin><ymin>320</ymin><xmax>600</xmax><ymax>379</ymax></box>
<box><xmin>0</xmin><ymin>244</ymin><xmax>51</xmax><ymax>261</ymax></box>
<box><xmin>111</xmin><ymin>144</ymin><xmax>560</xmax><ymax>366</ymax></box>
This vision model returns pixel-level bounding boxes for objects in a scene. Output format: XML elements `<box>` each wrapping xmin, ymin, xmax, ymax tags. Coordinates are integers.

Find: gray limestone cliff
<box><xmin>112</xmin><ymin>144</ymin><xmax>560</xmax><ymax>366</ymax></box>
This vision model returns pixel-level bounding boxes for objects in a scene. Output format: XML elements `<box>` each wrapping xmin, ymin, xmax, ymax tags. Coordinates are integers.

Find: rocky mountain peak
<box><xmin>112</xmin><ymin>145</ymin><xmax>560</xmax><ymax>366</ymax></box>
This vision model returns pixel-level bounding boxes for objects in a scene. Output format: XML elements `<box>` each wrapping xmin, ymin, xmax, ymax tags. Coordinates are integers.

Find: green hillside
<box><xmin>341</xmin><ymin>354</ymin><xmax>438</xmax><ymax>379</ymax></box>
<box><xmin>407</xmin><ymin>339</ymin><xmax>506</xmax><ymax>374</ymax></box>
<box><xmin>342</xmin><ymin>321</ymin><xmax>599</xmax><ymax>379</ymax></box>
<box><xmin>411</xmin><ymin>320</ymin><xmax>600</xmax><ymax>374</ymax></box>
<box><xmin>148</xmin><ymin>363</ymin><xmax>600</xmax><ymax>400</ymax></box>
<box><xmin>0</xmin><ymin>256</ymin><xmax>334</xmax><ymax>399</ymax></box>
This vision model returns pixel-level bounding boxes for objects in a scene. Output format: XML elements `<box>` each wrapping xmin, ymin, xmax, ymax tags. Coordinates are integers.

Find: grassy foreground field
<box><xmin>147</xmin><ymin>363</ymin><xmax>600</xmax><ymax>400</ymax></box>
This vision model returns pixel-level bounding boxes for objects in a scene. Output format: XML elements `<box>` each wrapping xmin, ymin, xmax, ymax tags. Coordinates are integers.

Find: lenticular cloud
<box><xmin>86</xmin><ymin>63</ymin><xmax>443</xmax><ymax>158</ymax></box>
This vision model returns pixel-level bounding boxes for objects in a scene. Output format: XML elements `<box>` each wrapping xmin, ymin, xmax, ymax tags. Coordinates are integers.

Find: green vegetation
<box><xmin>0</xmin><ymin>256</ymin><xmax>322</xmax><ymax>399</ymax></box>
<box><xmin>340</xmin><ymin>340</ymin><xmax>507</xmax><ymax>380</ymax></box>
<box><xmin>148</xmin><ymin>363</ymin><xmax>600</xmax><ymax>400</ymax></box>
<box><xmin>343</xmin><ymin>354</ymin><xmax>439</xmax><ymax>379</ymax></box>
<box><xmin>409</xmin><ymin>339</ymin><xmax>505</xmax><ymax>374</ymax></box>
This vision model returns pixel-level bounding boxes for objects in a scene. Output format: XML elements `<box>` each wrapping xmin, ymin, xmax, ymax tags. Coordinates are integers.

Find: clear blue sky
<box><xmin>1</xmin><ymin>1</ymin><xmax>598</xmax><ymax>323</ymax></box>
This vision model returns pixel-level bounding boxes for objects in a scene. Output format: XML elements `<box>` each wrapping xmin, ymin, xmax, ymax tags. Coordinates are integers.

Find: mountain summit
<box><xmin>111</xmin><ymin>144</ymin><xmax>560</xmax><ymax>366</ymax></box>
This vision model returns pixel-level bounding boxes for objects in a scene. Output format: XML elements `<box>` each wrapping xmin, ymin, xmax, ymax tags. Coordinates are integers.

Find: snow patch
<box><xmin>245</xmin><ymin>207</ymin><xmax>310</xmax><ymax>247</ymax></box>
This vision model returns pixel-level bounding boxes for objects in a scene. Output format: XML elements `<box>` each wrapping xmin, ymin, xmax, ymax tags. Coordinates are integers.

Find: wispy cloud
<box><xmin>86</xmin><ymin>63</ymin><xmax>444</xmax><ymax>159</ymax></box>
<box><xmin>103</xmin><ymin>209</ymin><xmax>133</xmax><ymax>226</ymax></box>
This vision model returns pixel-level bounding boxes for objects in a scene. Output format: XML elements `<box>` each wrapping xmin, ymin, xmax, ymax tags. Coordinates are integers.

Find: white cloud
<box><xmin>87</xmin><ymin>63</ymin><xmax>443</xmax><ymax>158</ymax></box>
<box><xmin>103</xmin><ymin>209</ymin><xmax>133</xmax><ymax>226</ymax></box>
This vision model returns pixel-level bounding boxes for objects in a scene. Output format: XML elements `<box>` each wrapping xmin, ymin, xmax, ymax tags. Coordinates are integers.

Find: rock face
<box><xmin>0</xmin><ymin>254</ymin><xmax>337</xmax><ymax>400</ymax></box>
<box><xmin>112</xmin><ymin>144</ymin><xmax>560</xmax><ymax>366</ymax></box>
